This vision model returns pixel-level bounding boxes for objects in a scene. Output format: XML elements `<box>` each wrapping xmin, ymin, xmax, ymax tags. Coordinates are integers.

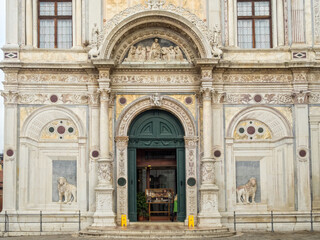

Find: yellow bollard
<box><xmin>121</xmin><ymin>215</ymin><xmax>127</xmax><ymax>227</ymax></box>
<box><xmin>188</xmin><ymin>215</ymin><xmax>194</xmax><ymax>228</ymax></box>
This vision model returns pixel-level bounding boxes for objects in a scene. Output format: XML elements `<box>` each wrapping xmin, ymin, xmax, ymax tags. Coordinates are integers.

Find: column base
<box><xmin>198</xmin><ymin>185</ymin><xmax>221</xmax><ymax>227</ymax></box>
<box><xmin>198</xmin><ymin>213</ymin><xmax>222</xmax><ymax>227</ymax></box>
<box><xmin>92</xmin><ymin>212</ymin><xmax>116</xmax><ymax>227</ymax></box>
<box><xmin>93</xmin><ymin>186</ymin><xmax>116</xmax><ymax>227</ymax></box>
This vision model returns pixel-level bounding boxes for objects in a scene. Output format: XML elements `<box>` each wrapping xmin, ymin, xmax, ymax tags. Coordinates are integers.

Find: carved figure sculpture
<box><xmin>91</xmin><ymin>23</ymin><xmax>99</xmax><ymax>45</ymax></box>
<box><xmin>125</xmin><ymin>46</ymin><xmax>136</xmax><ymax>61</ymax></box>
<box><xmin>161</xmin><ymin>47</ymin><xmax>169</xmax><ymax>61</ymax></box>
<box><xmin>57</xmin><ymin>177</ymin><xmax>77</xmax><ymax>203</ymax></box>
<box><xmin>236</xmin><ymin>177</ymin><xmax>257</xmax><ymax>204</ymax></box>
<box><xmin>88</xmin><ymin>23</ymin><xmax>100</xmax><ymax>59</ymax></box>
<box><xmin>150</xmin><ymin>38</ymin><xmax>161</xmax><ymax>60</ymax></box>
<box><xmin>168</xmin><ymin>46</ymin><xmax>176</xmax><ymax>61</ymax></box>
<box><xmin>135</xmin><ymin>45</ymin><xmax>146</xmax><ymax>61</ymax></box>
<box><xmin>174</xmin><ymin>46</ymin><xmax>184</xmax><ymax>61</ymax></box>
<box><xmin>124</xmin><ymin>39</ymin><xmax>188</xmax><ymax>63</ymax></box>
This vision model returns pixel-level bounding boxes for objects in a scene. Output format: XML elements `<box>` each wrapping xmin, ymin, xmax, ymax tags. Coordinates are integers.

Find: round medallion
<box><xmin>6</xmin><ymin>149</ymin><xmax>14</xmax><ymax>157</ymax></box>
<box><xmin>92</xmin><ymin>150</ymin><xmax>99</xmax><ymax>158</ymax></box>
<box><xmin>185</xmin><ymin>97</ymin><xmax>193</xmax><ymax>105</ymax></box>
<box><xmin>258</xmin><ymin>127</ymin><xmax>264</xmax><ymax>133</ymax></box>
<box><xmin>254</xmin><ymin>94</ymin><xmax>262</xmax><ymax>103</ymax></box>
<box><xmin>57</xmin><ymin>126</ymin><xmax>66</xmax><ymax>134</ymax></box>
<box><xmin>187</xmin><ymin>178</ymin><xmax>196</xmax><ymax>187</ymax></box>
<box><xmin>49</xmin><ymin>127</ymin><xmax>55</xmax><ymax>133</ymax></box>
<box><xmin>299</xmin><ymin>149</ymin><xmax>307</xmax><ymax>158</ymax></box>
<box><xmin>247</xmin><ymin>126</ymin><xmax>256</xmax><ymax>135</ymax></box>
<box><xmin>50</xmin><ymin>95</ymin><xmax>58</xmax><ymax>103</ymax></box>
<box><xmin>214</xmin><ymin>150</ymin><xmax>221</xmax><ymax>158</ymax></box>
<box><xmin>68</xmin><ymin>127</ymin><xmax>74</xmax><ymax>133</ymax></box>
<box><xmin>118</xmin><ymin>177</ymin><xmax>127</xmax><ymax>186</ymax></box>
<box><xmin>119</xmin><ymin>97</ymin><xmax>127</xmax><ymax>105</ymax></box>
<box><xmin>239</xmin><ymin>127</ymin><xmax>245</xmax><ymax>134</ymax></box>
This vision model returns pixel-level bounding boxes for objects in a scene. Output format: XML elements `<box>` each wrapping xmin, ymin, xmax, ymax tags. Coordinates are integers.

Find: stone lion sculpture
<box><xmin>236</xmin><ymin>177</ymin><xmax>257</xmax><ymax>204</ymax></box>
<box><xmin>57</xmin><ymin>177</ymin><xmax>77</xmax><ymax>204</ymax></box>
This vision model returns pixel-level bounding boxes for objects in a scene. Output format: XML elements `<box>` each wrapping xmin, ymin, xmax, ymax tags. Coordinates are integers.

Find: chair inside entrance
<box><xmin>137</xmin><ymin>149</ymin><xmax>177</xmax><ymax>221</ymax></box>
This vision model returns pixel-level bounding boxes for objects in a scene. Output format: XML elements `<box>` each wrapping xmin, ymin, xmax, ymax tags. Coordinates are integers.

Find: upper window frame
<box><xmin>38</xmin><ymin>0</ymin><xmax>73</xmax><ymax>49</ymax></box>
<box><xmin>237</xmin><ymin>0</ymin><xmax>273</xmax><ymax>49</ymax></box>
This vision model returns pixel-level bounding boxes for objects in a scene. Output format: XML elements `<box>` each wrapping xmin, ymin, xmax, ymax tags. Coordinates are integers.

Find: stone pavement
<box><xmin>1</xmin><ymin>232</ymin><xmax>320</xmax><ymax>240</ymax></box>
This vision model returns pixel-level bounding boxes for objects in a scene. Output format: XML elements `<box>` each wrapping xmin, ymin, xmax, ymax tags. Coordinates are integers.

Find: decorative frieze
<box><xmin>18</xmin><ymin>93</ymin><xmax>88</xmax><ymax>105</ymax></box>
<box><xmin>225</xmin><ymin>93</ymin><xmax>293</xmax><ymax>104</ymax></box>
<box><xmin>222</xmin><ymin>74</ymin><xmax>293</xmax><ymax>83</ymax></box>
<box><xmin>111</xmin><ymin>74</ymin><xmax>199</xmax><ymax>85</ymax></box>
<box><xmin>18</xmin><ymin>73</ymin><xmax>96</xmax><ymax>84</ymax></box>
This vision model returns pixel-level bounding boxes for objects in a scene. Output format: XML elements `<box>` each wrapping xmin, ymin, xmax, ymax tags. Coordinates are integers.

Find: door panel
<box><xmin>177</xmin><ymin>148</ymin><xmax>186</xmax><ymax>222</ymax></box>
<box><xmin>128</xmin><ymin>148</ymin><xmax>137</xmax><ymax>221</ymax></box>
<box><xmin>128</xmin><ymin>110</ymin><xmax>186</xmax><ymax>222</ymax></box>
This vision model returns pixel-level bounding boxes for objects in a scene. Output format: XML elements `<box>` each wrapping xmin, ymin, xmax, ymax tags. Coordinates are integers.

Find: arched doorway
<box><xmin>127</xmin><ymin>109</ymin><xmax>186</xmax><ymax>222</ymax></box>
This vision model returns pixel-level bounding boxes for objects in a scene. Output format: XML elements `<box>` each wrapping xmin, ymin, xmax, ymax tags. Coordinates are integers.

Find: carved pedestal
<box><xmin>93</xmin><ymin>159</ymin><xmax>116</xmax><ymax>226</ymax></box>
<box><xmin>198</xmin><ymin>186</ymin><xmax>221</xmax><ymax>227</ymax></box>
<box><xmin>198</xmin><ymin>160</ymin><xmax>221</xmax><ymax>227</ymax></box>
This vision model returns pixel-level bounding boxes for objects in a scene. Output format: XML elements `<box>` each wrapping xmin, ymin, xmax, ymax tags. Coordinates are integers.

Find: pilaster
<box><xmin>115</xmin><ymin>136</ymin><xmax>129</xmax><ymax>225</ymax></box>
<box><xmin>1</xmin><ymin>90</ymin><xmax>19</xmax><ymax>211</ymax></box>
<box><xmin>26</xmin><ymin>0</ymin><xmax>33</xmax><ymax>46</ymax></box>
<box><xmin>292</xmin><ymin>70</ymin><xmax>311</xmax><ymax>211</ymax></box>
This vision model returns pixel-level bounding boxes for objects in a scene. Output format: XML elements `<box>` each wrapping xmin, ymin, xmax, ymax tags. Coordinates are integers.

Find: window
<box><xmin>38</xmin><ymin>0</ymin><xmax>72</xmax><ymax>48</ymax></box>
<box><xmin>237</xmin><ymin>0</ymin><xmax>272</xmax><ymax>48</ymax></box>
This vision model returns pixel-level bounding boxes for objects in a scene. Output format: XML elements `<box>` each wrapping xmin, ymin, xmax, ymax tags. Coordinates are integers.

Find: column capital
<box><xmin>115</xmin><ymin>136</ymin><xmax>129</xmax><ymax>149</ymax></box>
<box><xmin>184</xmin><ymin>136</ymin><xmax>199</xmax><ymax>149</ymax></box>
<box><xmin>98</xmin><ymin>88</ymin><xmax>111</xmax><ymax>102</ymax></box>
<box><xmin>200</xmin><ymin>87</ymin><xmax>214</xmax><ymax>101</ymax></box>
<box><xmin>212</xmin><ymin>91</ymin><xmax>225</xmax><ymax>104</ymax></box>
<box><xmin>292</xmin><ymin>90</ymin><xmax>310</xmax><ymax>104</ymax></box>
<box><xmin>1</xmin><ymin>91</ymin><xmax>19</xmax><ymax>105</ymax></box>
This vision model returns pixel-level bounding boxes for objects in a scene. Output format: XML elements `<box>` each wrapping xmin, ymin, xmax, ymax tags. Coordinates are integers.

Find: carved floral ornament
<box><xmin>89</xmin><ymin>0</ymin><xmax>222</xmax><ymax>60</ymax></box>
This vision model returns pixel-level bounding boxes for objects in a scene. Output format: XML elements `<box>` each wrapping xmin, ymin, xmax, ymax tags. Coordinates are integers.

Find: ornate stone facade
<box><xmin>0</xmin><ymin>0</ymin><xmax>319</xmax><ymax>234</ymax></box>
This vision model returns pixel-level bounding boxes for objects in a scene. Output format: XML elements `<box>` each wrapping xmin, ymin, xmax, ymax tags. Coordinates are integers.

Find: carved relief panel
<box><xmin>123</xmin><ymin>38</ymin><xmax>188</xmax><ymax>63</ymax></box>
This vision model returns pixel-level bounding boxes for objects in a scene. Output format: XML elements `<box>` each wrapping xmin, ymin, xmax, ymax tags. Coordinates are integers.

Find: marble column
<box><xmin>198</xmin><ymin>67</ymin><xmax>221</xmax><ymax>227</ymax></box>
<box><xmin>26</xmin><ymin>0</ymin><xmax>33</xmax><ymax>46</ymax></box>
<box><xmin>88</xmin><ymin>89</ymin><xmax>100</xmax><ymax>213</ymax></box>
<box><xmin>93</xmin><ymin>71</ymin><xmax>116</xmax><ymax>226</ymax></box>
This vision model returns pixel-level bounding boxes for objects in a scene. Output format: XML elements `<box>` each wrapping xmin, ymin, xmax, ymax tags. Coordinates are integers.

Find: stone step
<box><xmin>80</xmin><ymin>225</ymin><xmax>235</xmax><ymax>239</ymax></box>
<box><xmin>79</xmin><ymin>231</ymin><xmax>235</xmax><ymax>239</ymax></box>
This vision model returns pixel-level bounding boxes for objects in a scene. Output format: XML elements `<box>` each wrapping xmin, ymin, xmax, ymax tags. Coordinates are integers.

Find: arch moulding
<box><xmin>115</xmin><ymin>95</ymin><xmax>198</xmax><ymax>224</ymax></box>
<box><xmin>227</xmin><ymin>106</ymin><xmax>293</xmax><ymax>139</ymax></box>
<box><xmin>116</xmin><ymin>95</ymin><xmax>196</xmax><ymax>138</ymax></box>
<box><xmin>91</xmin><ymin>2</ymin><xmax>222</xmax><ymax>61</ymax></box>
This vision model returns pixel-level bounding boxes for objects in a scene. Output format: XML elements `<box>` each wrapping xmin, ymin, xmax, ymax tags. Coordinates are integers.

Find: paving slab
<box><xmin>1</xmin><ymin>232</ymin><xmax>320</xmax><ymax>240</ymax></box>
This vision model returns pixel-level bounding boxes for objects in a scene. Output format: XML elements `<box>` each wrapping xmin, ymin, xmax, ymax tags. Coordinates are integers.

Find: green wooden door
<box><xmin>128</xmin><ymin>110</ymin><xmax>186</xmax><ymax>222</ymax></box>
